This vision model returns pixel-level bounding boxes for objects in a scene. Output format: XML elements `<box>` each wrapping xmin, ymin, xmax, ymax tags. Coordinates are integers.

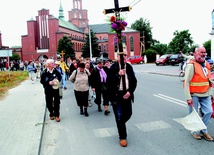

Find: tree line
<box><xmin>57</xmin><ymin>17</ymin><xmax>211</xmax><ymax>62</ymax></box>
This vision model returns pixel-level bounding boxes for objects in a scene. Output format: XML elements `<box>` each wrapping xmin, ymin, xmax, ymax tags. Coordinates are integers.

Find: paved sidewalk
<box><xmin>0</xmin><ymin>79</ymin><xmax>45</xmax><ymax>155</ymax></box>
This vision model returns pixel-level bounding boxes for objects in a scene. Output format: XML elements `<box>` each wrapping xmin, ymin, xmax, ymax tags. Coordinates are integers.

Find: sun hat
<box><xmin>52</xmin><ymin>79</ymin><xmax>59</xmax><ymax>89</ymax></box>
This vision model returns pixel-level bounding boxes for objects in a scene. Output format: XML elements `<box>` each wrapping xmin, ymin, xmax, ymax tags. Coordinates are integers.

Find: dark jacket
<box><xmin>40</xmin><ymin>68</ymin><xmax>62</xmax><ymax>90</ymax></box>
<box><xmin>90</xmin><ymin>66</ymin><xmax>109</xmax><ymax>90</ymax></box>
<box><xmin>107</xmin><ymin>62</ymin><xmax>137</xmax><ymax>103</ymax></box>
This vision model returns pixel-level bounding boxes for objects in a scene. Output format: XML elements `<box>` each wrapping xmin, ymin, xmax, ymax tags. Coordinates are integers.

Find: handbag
<box><xmin>180</xmin><ymin>107</ymin><xmax>207</xmax><ymax>131</ymax></box>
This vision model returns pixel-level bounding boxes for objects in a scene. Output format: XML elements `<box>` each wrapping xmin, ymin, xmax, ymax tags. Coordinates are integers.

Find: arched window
<box><xmin>79</xmin><ymin>13</ymin><xmax>82</xmax><ymax>19</ymax></box>
<box><xmin>114</xmin><ymin>37</ymin><xmax>118</xmax><ymax>52</ymax></box>
<box><xmin>123</xmin><ymin>36</ymin><xmax>127</xmax><ymax>44</ymax></box>
<box><xmin>103</xmin><ymin>37</ymin><xmax>108</xmax><ymax>41</ymax></box>
<box><xmin>130</xmin><ymin>37</ymin><xmax>134</xmax><ymax>52</ymax></box>
<box><xmin>74</xmin><ymin>12</ymin><xmax>76</xmax><ymax>18</ymax></box>
<box><xmin>104</xmin><ymin>45</ymin><xmax>106</xmax><ymax>52</ymax></box>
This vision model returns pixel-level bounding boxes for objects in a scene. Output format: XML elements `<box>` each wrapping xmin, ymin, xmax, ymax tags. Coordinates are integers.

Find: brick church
<box><xmin>21</xmin><ymin>0</ymin><xmax>140</xmax><ymax>61</ymax></box>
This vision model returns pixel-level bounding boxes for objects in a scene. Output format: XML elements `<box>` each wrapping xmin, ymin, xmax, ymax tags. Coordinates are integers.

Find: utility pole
<box><xmin>89</xmin><ymin>27</ymin><xmax>92</xmax><ymax>59</ymax></box>
<box><xmin>140</xmin><ymin>31</ymin><xmax>145</xmax><ymax>55</ymax></box>
<box><xmin>104</xmin><ymin>0</ymin><xmax>131</xmax><ymax>91</ymax></box>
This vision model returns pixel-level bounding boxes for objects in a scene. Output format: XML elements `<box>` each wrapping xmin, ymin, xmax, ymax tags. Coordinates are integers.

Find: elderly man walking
<box><xmin>183</xmin><ymin>46</ymin><xmax>213</xmax><ymax>141</ymax></box>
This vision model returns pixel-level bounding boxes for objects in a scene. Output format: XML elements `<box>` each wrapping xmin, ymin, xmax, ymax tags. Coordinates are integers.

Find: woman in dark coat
<box><xmin>90</xmin><ymin>59</ymin><xmax>110</xmax><ymax>115</ymax></box>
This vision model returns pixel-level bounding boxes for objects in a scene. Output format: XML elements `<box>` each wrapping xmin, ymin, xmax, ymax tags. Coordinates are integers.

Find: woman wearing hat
<box><xmin>69</xmin><ymin>62</ymin><xmax>90</xmax><ymax>117</ymax></box>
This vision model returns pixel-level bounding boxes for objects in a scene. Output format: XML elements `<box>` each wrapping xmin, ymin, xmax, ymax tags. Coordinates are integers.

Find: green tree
<box><xmin>168</xmin><ymin>30</ymin><xmax>194</xmax><ymax>54</ymax></box>
<box><xmin>144</xmin><ymin>49</ymin><xmax>157</xmax><ymax>63</ymax></box>
<box><xmin>57</xmin><ymin>36</ymin><xmax>75</xmax><ymax>59</ymax></box>
<box><xmin>131</xmin><ymin>18</ymin><xmax>154</xmax><ymax>53</ymax></box>
<box><xmin>203</xmin><ymin>40</ymin><xmax>211</xmax><ymax>56</ymax></box>
<box><xmin>11</xmin><ymin>53</ymin><xmax>20</xmax><ymax>61</ymax></box>
<box><xmin>150</xmin><ymin>43</ymin><xmax>168</xmax><ymax>55</ymax></box>
<box><xmin>81</xmin><ymin>30</ymin><xmax>100</xmax><ymax>58</ymax></box>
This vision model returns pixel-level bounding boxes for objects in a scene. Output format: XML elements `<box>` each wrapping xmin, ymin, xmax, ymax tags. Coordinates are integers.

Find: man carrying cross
<box><xmin>105</xmin><ymin>0</ymin><xmax>137</xmax><ymax>147</ymax></box>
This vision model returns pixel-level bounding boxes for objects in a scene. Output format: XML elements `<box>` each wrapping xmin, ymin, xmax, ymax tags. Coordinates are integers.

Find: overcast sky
<box><xmin>0</xmin><ymin>0</ymin><xmax>213</xmax><ymax>47</ymax></box>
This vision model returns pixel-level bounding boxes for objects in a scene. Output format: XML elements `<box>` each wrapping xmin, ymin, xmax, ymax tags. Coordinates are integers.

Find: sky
<box><xmin>0</xmin><ymin>0</ymin><xmax>213</xmax><ymax>47</ymax></box>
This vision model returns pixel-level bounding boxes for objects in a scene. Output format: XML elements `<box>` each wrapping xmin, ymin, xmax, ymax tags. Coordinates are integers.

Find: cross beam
<box><xmin>104</xmin><ymin>0</ymin><xmax>131</xmax><ymax>91</ymax></box>
<box><xmin>103</xmin><ymin>6</ymin><xmax>131</xmax><ymax>15</ymax></box>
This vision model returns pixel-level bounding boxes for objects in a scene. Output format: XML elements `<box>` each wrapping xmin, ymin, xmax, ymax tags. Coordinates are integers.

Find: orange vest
<box><xmin>189</xmin><ymin>60</ymin><xmax>211</xmax><ymax>93</ymax></box>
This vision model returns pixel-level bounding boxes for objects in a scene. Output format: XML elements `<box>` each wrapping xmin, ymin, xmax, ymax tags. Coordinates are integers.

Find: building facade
<box><xmin>21</xmin><ymin>0</ymin><xmax>140</xmax><ymax>61</ymax></box>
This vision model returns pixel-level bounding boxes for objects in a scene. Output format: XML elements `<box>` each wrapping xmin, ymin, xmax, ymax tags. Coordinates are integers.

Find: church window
<box><xmin>130</xmin><ymin>37</ymin><xmax>134</xmax><ymax>51</ymax></box>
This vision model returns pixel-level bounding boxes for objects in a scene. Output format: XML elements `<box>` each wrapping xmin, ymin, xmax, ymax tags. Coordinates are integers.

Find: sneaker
<box><xmin>64</xmin><ymin>87</ymin><xmax>67</xmax><ymax>90</ymax></box>
<box><xmin>192</xmin><ymin>133</ymin><xmax>202</xmax><ymax>140</ymax></box>
<box><xmin>120</xmin><ymin>139</ymin><xmax>127</xmax><ymax>147</ymax></box>
<box><xmin>200</xmin><ymin>131</ymin><xmax>213</xmax><ymax>141</ymax></box>
<box><xmin>55</xmin><ymin>117</ymin><xmax>60</xmax><ymax>122</ymax></box>
<box><xmin>50</xmin><ymin>116</ymin><xmax>55</xmax><ymax>120</ymax></box>
<box><xmin>104</xmin><ymin>110</ymin><xmax>110</xmax><ymax>115</ymax></box>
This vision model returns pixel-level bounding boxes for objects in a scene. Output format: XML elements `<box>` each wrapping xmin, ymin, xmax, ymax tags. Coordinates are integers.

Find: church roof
<box><xmin>58</xmin><ymin>18</ymin><xmax>83</xmax><ymax>33</ymax></box>
<box><xmin>89</xmin><ymin>23</ymin><xmax>138</xmax><ymax>34</ymax></box>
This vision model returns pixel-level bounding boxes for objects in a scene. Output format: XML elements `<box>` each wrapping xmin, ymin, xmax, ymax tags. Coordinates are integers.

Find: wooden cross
<box><xmin>104</xmin><ymin>0</ymin><xmax>131</xmax><ymax>91</ymax></box>
<box><xmin>60</xmin><ymin>51</ymin><xmax>65</xmax><ymax>58</ymax></box>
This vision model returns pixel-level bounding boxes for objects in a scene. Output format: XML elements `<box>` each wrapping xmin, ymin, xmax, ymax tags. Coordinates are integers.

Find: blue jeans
<box><xmin>62</xmin><ymin>72</ymin><xmax>66</xmax><ymax>88</ymax></box>
<box><xmin>189</xmin><ymin>96</ymin><xmax>213</xmax><ymax>134</ymax></box>
<box><xmin>112</xmin><ymin>96</ymin><xmax>132</xmax><ymax>140</ymax></box>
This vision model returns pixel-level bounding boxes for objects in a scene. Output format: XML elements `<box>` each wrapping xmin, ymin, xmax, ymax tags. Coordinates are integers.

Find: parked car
<box><xmin>169</xmin><ymin>54</ymin><xmax>184</xmax><ymax>66</ymax></box>
<box><xmin>155</xmin><ymin>54</ymin><xmax>172</xmax><ymax>66</ymax></box>
<box><xmin>127</xmin><ymin>55</ymin><xmax>144</xmax><ymax>64</ymax></box>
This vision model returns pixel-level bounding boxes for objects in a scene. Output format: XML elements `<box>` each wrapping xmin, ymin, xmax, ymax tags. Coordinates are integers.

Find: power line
<box><xmin>128</xmin><ymin>0</ymin><xmax>141</xmax><ymax>8</ymax></box>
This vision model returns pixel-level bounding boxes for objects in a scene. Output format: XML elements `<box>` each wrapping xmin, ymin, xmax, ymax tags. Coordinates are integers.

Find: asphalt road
<box><xmin>40</xmin><ymin>64</ymin><xmax>214</xmax><ymax>155</ymax></box>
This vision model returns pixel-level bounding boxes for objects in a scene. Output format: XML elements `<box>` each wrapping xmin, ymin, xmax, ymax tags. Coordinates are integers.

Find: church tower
<box><xmin>58</xmin><ymin>0</ymin><xmax>65</xmax><ymax>20</ymax></box>
<box><xmin>68</xmin><ymin>0</ymin><xmax>89</xmax><ymax>32</ymax></box>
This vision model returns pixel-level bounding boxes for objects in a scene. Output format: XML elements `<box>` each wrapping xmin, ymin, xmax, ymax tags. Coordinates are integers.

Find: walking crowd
<box><xmin>32</xmin><ymin>46</ymin><xmax>214</xmax><ymax>147</ymax></box>
<box><xmin>6</xmin><ymin>45</ymin><xmax>214</xmax><ymax>147</ymax></box>
<box><xmin>38</xmin><ymin>49</ymin><xmax>137</xmax><ymax>147</ymax></box>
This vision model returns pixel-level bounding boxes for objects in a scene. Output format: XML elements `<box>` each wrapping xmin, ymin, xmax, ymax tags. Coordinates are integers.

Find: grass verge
<box><xmin>0</xmin><ymin>71</ymin><xmax>29</xmax><ymax>99</ymax></box>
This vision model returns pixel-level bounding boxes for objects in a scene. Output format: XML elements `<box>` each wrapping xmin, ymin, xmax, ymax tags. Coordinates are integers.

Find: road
<box><xmin>40</xmin><ymin>64</ymin><xmax>214</xmax><ymax>155</ymax></box>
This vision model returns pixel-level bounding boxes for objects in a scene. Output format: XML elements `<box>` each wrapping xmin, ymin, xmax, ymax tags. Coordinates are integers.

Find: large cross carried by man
<box><xmin>104</xmin><ymin>0</ymin><xmax>131</xmax><ymax>91</ymax></box>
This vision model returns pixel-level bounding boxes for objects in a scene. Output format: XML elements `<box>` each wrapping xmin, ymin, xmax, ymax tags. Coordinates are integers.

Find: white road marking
<box><xmin>154</xmin><ymin>94</ymin><xmax>187</xmax><ymax>107</ymax></box>
<box><xmin>136</xmin><ymin>121</ymin><xmax>172</xmax><ymax>132</ymax></box>
<box><xmin>93</xmin><ymin>127</ymin><xmax>118</xmax><ymax>138</ymax></box>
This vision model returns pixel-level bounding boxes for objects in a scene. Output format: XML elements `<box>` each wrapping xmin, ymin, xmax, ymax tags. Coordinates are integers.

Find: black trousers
<box><xmin>95</xmin><ymin>87</ymin><xmax>109</xmax><ymax>106</ymax></box>
<box><xmin>45</xmin><ymin>88</ymin><xmax>60</xmax><ymax>117</ymax></box>
<box><xmin>74</xmin><ymin>90</ymin><xmax>89</xmax><ymax>107</ymax></box>
<box><xmin>112</xmin><ymin>93</ymin><xmax>132</xmax><ymax>140</ymax></box>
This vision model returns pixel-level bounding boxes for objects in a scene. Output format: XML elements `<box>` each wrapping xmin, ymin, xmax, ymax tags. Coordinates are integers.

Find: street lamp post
<box><xmin>140</xmin><ymin>32</ymin><xmax>146</xmax><ymax>63</ymax></box>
